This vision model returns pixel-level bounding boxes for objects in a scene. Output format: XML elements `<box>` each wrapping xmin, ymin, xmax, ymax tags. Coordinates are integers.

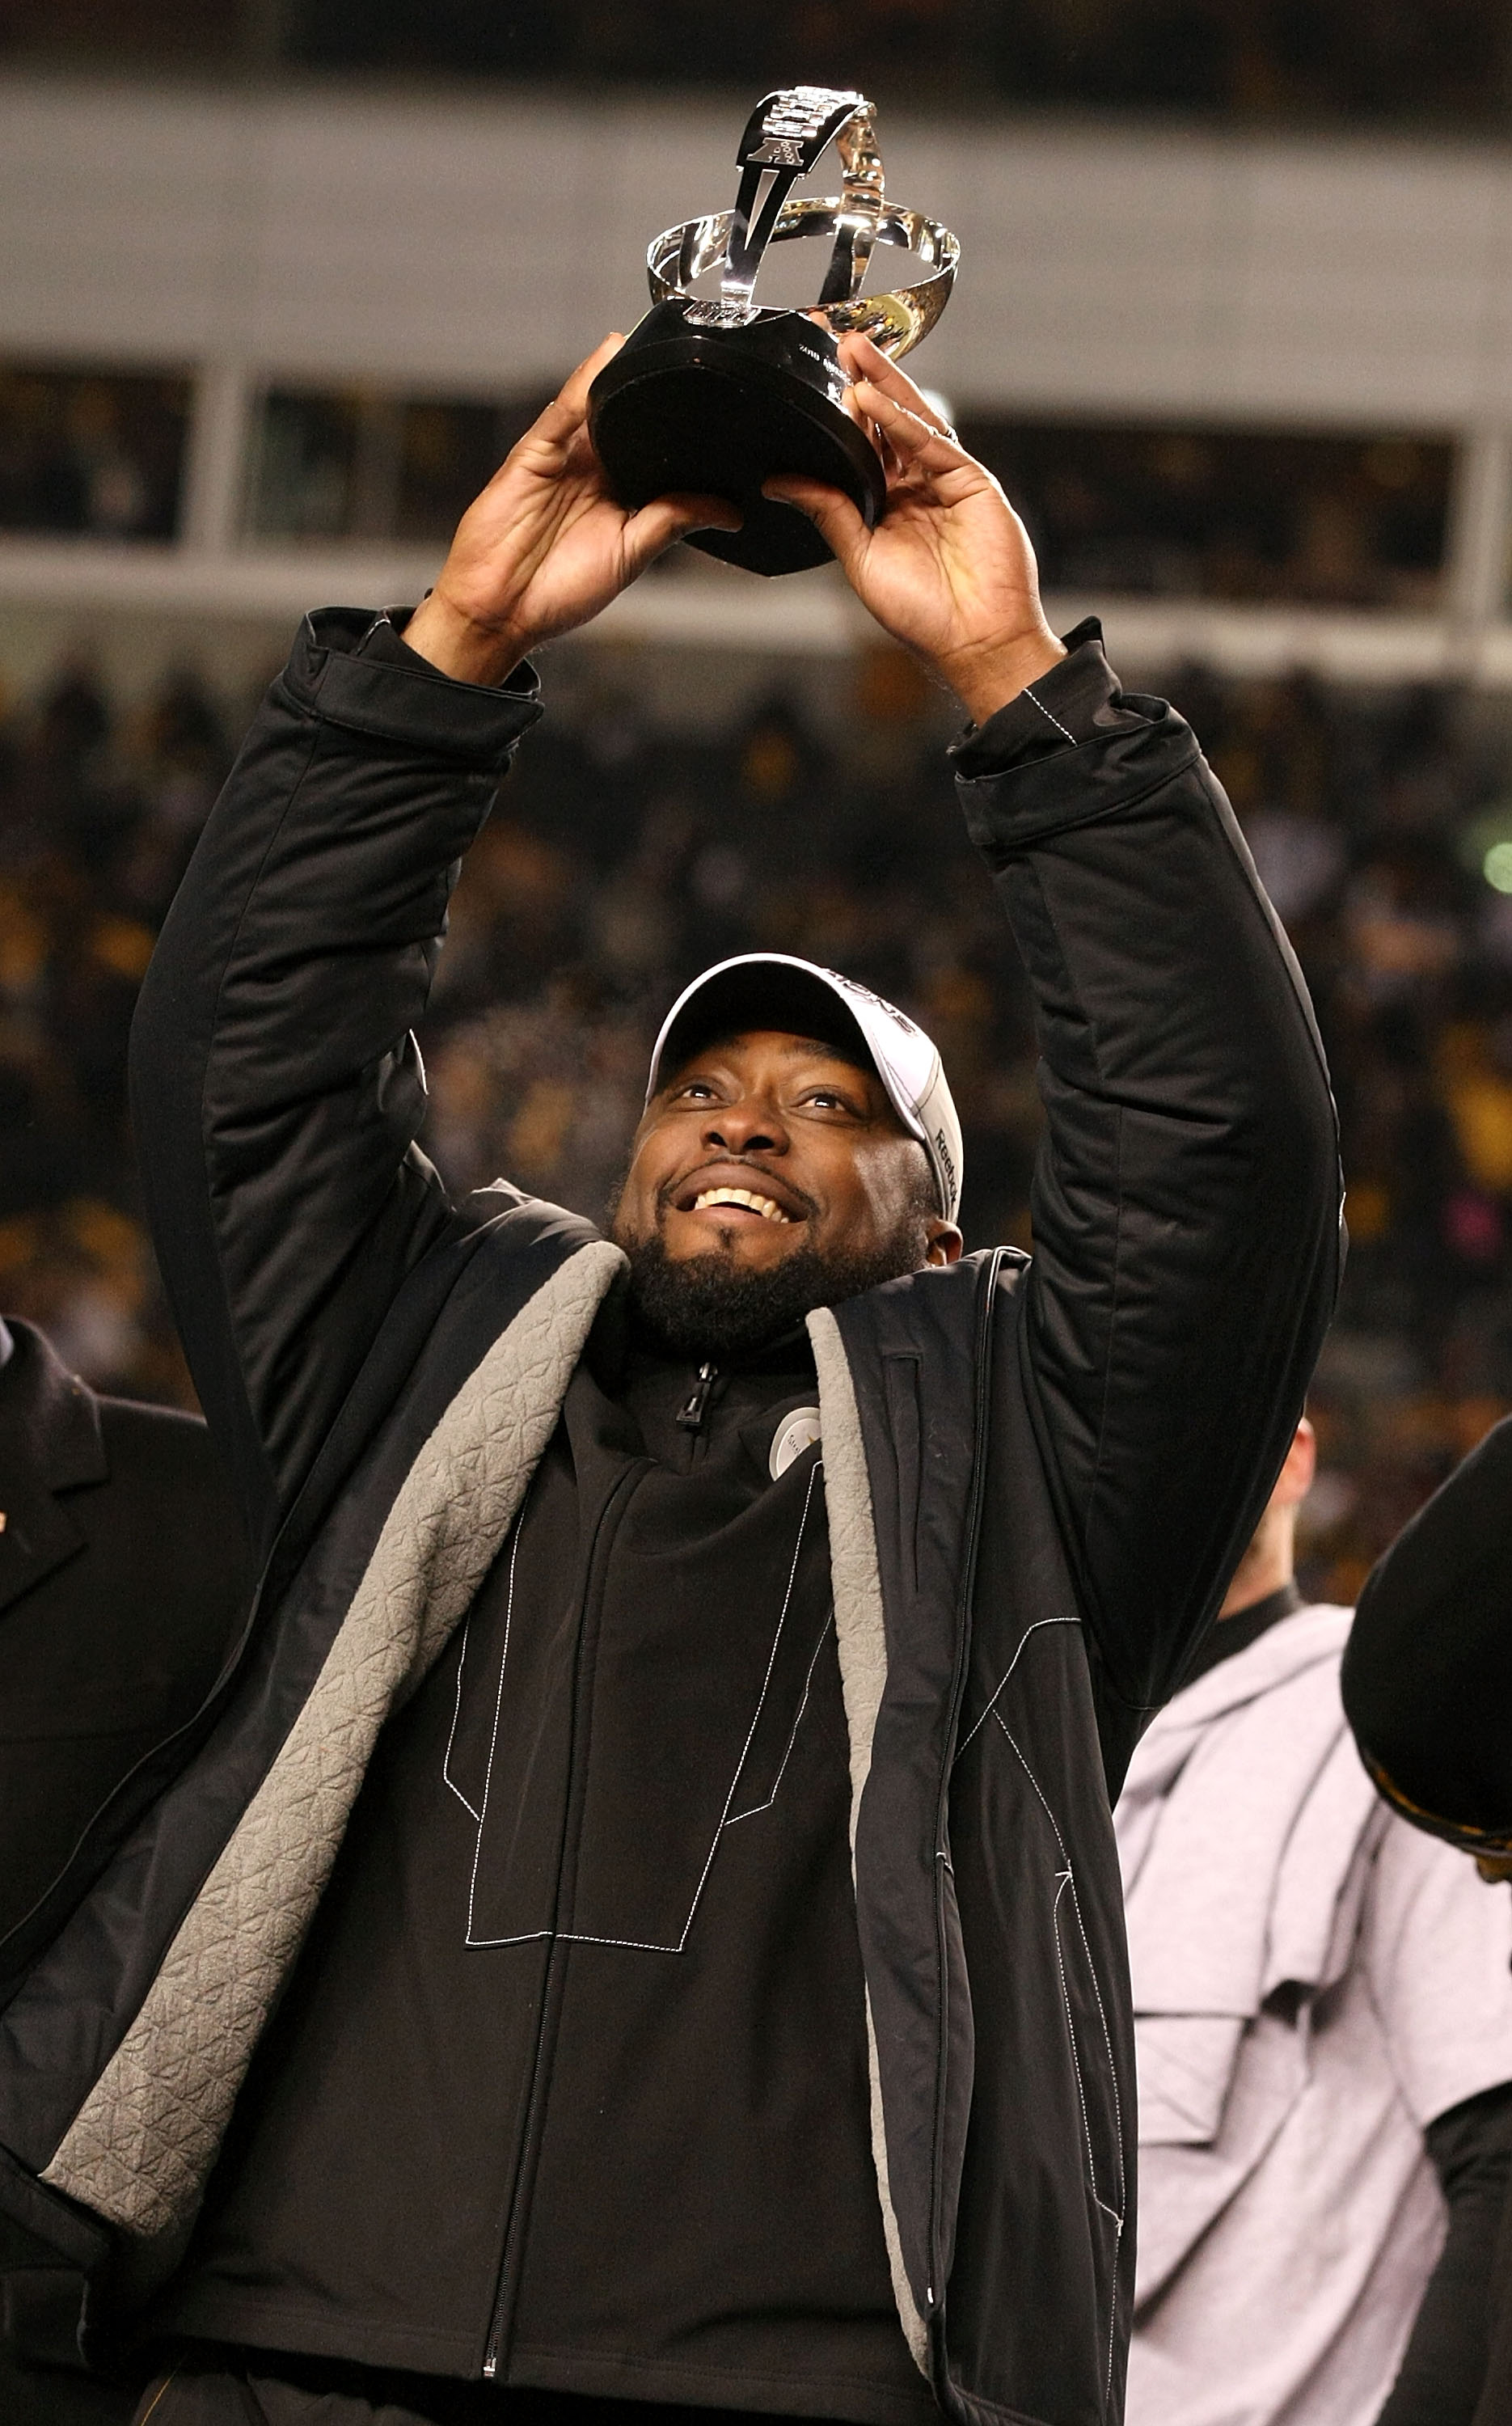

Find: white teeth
<box><xmin>691</xmin><ymin>1186</ymin><xmax>792</xmax><ymax>1224</ymax></box>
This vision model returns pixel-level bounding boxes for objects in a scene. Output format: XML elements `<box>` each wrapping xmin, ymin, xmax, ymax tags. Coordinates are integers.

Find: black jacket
<box><xmin>0</xmin><ymin>615</ymin><xmax>1341</xmax><ymax>2426</ymax></box>
<box><xmin>0</xmin><ymin>1317</ymin><xmax>248</xmax><ymax>2418</ymax></box>
<box><xmin>0</xmin><ymin>1320</ymin><xmax>248</xmax><ymax>1975</ymax></box>
<box><xmin>159</xmin><ymin>1325</ymin><xmax>944</xmax><ymax>2426</ymax></box>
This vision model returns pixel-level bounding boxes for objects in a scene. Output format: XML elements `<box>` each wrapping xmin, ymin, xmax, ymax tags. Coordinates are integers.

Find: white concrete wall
<box><xmin>9</xmin><ymin>74</ymin><xmax>1512</xmax><ymax>674</ymax></box>
<box><xmin>4</xmin><ymin>73</ymin><xmax>1512</xmax><ymax>426</ymax></box>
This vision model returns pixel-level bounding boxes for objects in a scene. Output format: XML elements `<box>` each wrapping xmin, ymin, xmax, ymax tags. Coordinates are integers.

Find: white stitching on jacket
<box><xmin>441</xmin><ymin>1621</ymin><xmax>482</xmax><ymax>1822</ymax></box>
<box><xmin>953</xmin><ymin>1614</ymin><xmax>1080</xmax><ymax>1761</ymax></box>
<box><xmin>1023</xmin><ymin>685</ymin><xmax>1077</xmax><ymax>746</ymax></box>
<box><xmin>724</xmin><ymin>1609</ymin><xmax>834</xmax><ymax>1825</ymax></box>
<box><xmin>992</xmin><ymin>1708</ymin><xmax>1125</xmax><ymax>2220</ymax></box>
<box><xmin>993</xmin><ymin>1706</ymin><xmax>1126</xmax><ymax>2396</ymax></box>
<box><xmin>463</xmin><ymin>1519</ymin><xmax>525</xmax><ymax>1942</ymax></box>
<box><xmin>462</xmin><ymin>1459</ymin><xmax>823</xmax><ymax>1951</ymax></box>
<box><xmin>1050</xmin><ymin>1868</ymin><xmax>1104</xmax><ymax>2208</ymax></box>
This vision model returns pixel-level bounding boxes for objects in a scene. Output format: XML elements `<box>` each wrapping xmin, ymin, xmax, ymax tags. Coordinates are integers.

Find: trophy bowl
<box><xmin>588</xmin><ymin>87</ymin><xmax>960</xmax><ymax>578</ymax></box>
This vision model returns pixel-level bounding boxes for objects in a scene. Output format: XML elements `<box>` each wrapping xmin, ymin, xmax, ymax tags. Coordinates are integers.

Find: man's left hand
<box><xmin>766</xmin><ymin>334</ymin><xmax>1066</xmax><ymax>724</ymax></box>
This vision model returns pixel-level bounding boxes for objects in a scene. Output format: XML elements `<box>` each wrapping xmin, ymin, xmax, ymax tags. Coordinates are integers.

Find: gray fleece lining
<box><xmin>41</xmin><ymin>1240</ymin><xmax>625</xmax><ymax>2242</ymax></box>
<box><xmin>808</xmin><ymin>1307</ymin><xmax>930</xmax><ymax>2373</ymax></box>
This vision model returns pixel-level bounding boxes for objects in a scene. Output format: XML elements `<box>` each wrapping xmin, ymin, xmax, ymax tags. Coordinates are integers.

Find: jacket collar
<box><xmin>0</xmin><ymin>1319</ymin><xmax>108</xmax><ymax>1617</ymax></box>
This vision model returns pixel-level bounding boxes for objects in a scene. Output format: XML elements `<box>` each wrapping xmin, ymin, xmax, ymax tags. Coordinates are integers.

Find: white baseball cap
<box><xmin>645</xmin><ymin>952</ymin><xmax>964</xmax><ymax>1225</ymax></box>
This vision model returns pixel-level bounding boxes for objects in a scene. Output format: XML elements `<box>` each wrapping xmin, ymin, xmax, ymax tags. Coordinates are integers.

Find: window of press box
<box><xmin>243</xmin><ymin>388</ymin><xmax>553</xmax><ymax>543</ymax></box>
<box><xmin>955</xmin><ymin>420</ymin><xmax>1455</xmax><ymax>611</ymax></box>
<box><xmin>0</xmin><ymin>364</ymin><xmax>192</xmax><ymax>541</ymax></box>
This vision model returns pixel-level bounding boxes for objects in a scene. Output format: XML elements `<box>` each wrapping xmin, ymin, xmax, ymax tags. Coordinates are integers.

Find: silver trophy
<box><xmin>589</xmin><ymin>87</ymin><xmax>960</xmax><ymax>577</ymax></box>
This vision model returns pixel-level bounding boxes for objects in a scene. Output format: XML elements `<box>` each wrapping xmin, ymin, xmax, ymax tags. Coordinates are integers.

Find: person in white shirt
<box><xmin>1118</xmin><ymin>1420</ymin><xmax>1512</xmax><ymax>2426</ymax></box>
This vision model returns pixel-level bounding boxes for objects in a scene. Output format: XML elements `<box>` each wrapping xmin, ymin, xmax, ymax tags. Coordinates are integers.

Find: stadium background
<box><xmin>6</xmin><ymin>1</ymin><xmax>1512</xmax><ymax>1601</ymax></box>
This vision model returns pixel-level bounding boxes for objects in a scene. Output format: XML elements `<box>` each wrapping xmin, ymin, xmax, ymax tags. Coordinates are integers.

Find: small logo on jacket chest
<box><xmin>770</xmin><ymin>1407</ymin><xmax>821</xmax><ymax>1479</ymax></box>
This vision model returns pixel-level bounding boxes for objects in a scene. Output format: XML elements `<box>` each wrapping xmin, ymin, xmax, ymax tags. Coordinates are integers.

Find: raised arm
<box><xmin>129</xmin><ymin>615</ymin><xmax>539</xmax><ymax>1561</ymax></box>
<box><xmin>132</xmin><ymin>339</ymin><xmax>735</xmax><ymax>1558</ymax></box>
<box><xmin>778</xmin><ymin>339</ymin><xmax>1343</xmax><ymax>1719</ymax></box>
<box><xmin>961</xmin><ymin>633</ymin><xmax>1340</xmax><ymax>1718</ymax></box>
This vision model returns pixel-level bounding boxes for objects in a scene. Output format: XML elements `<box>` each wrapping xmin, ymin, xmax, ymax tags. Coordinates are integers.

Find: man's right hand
<box><xmin>403</xmin><ymin>335</ymin><xmax>740</xmax><ymax>687</ymax></box>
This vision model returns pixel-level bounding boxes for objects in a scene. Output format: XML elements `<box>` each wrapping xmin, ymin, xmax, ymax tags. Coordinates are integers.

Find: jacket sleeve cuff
<box><xmin>952</xmin><ymin>619</ymin><xmax>1202</xmax><ymax>857</ymax></box>
<box><xmin>949</xmin><ymin>619</ymin><xmax>1125</xmax><ymax>778</ymax></box>
<box><xmin>281</xmin><ymin>606</ymin><xmax>544</xmax><ymax>771</ymax></box>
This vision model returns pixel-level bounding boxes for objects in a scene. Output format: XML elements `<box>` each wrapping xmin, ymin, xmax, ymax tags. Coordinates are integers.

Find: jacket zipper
<box><xmin>676</xmin><ymin>1361</ymin><xmax>719</xmax><ymax>1430</ymax></box>
<box><xmin>924</xmin><ymin>1245</ymin><xmax>1007</xmax><ymax>2360</ymax></box>
<box><xmin>481</xmin><ymin>1456</ymin><xmax>651</xmax><ymax>2381</ymax></box>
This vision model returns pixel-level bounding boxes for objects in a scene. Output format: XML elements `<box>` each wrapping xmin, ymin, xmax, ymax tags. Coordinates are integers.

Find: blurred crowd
<box><xmin>5</xmin><ymin>629</ymin><xmax>1512</xmax><ymax>1600</ymax></box>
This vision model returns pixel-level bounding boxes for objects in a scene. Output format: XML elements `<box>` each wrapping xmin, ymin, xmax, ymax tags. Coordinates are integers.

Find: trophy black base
<box><xmin>587</xmin><ymin>300</ymin><xmax>886</xmax><ymax>577</ymax></box>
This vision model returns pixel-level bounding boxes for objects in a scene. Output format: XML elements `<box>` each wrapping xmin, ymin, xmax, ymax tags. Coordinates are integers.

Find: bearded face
<box><xmin>607</xmin><ymin>1027</ymin><xmax>959</xmax><ymax>1356</ymax></box>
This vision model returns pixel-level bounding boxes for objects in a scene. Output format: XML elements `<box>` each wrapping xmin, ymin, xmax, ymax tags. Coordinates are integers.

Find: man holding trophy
<box><xmin>0</xmin><ymin>89</ymin><xmax>1339</xmax><ymax>2426</ymax></box>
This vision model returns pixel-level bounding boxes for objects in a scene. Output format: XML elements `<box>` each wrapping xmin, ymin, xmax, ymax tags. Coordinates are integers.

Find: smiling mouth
<box><xmin>687</xmin><ymin>1186</ymin><xmax>796</xmax><ymax>1225</ymax></box>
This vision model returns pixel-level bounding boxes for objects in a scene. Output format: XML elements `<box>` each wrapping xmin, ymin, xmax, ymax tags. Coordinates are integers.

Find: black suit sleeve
<box><xmin>1375</xmin><ymin>2082</ymin><xmax>1512</xmax><ymax>2426</ymax></box>
<box><xmin>954</xmin><ymin>623</ymin><xmax>1342</xmax><ymax>1714</ymax></box>
<box><xmin>129</xmin><ymin>609</ymin><xmax>542</xmax><ymax>1562</ymax></box>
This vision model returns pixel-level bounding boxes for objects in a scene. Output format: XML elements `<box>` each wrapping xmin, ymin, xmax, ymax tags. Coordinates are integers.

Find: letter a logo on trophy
<box><xmin>589</xmin><ymin>87</ymin><xmax>960</xmax><ymax>577</ymax></box>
